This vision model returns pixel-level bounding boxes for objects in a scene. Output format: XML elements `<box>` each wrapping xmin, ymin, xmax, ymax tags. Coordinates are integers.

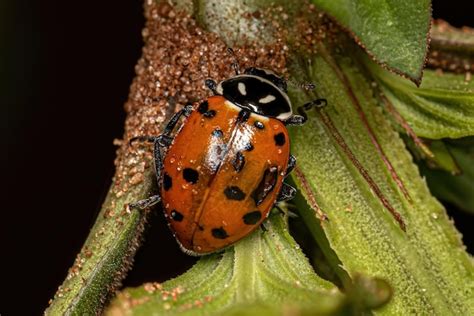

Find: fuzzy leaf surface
<box><xmin>311</xmin><ymin>0</ymin><xmax>431</xmax><ymax>83</ymax></box>
<box><xmin>421</xmin><ymin>139</ymin><xmax>474</xmax><ymax>214</ymax></box>
<box><xmin>45</xmin><ymin>170</ymin><xmax>156</xmax><ymax>315</ymax></box>
<box><xmin>106</xmin><ymin>215</ymin><xmax>351</xmax><ymax>315</ymax></box>
<box><xmin>289</xmin><ymin>54</ymin><xmax>474</xmax><ymax>315</ymax></box>
<box><xmin>369</xmin><ymin>62</ymin><xmax>474</xmax><ymax>139</ymax></box>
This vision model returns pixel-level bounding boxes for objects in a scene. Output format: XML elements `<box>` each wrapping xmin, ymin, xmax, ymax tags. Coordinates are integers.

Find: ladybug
<box><xmin>131</xmin><ymin>67</ymin><xmax>326</xmax><ymax>255</ymax></box>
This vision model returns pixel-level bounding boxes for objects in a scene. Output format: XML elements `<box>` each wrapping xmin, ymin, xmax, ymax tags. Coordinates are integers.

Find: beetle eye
<box><xmin>244</xmin><ymin>67</ymin><xmax>257</xmax><ymax>75</ymax></box>
<box><xmin>275</xmin><ymin>79</ymin><xmax>287</xmax><ymax>93</ymax></box>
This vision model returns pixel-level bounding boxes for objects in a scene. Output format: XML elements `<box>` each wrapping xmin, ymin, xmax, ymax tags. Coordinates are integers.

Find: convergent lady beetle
<box><xmin>131</xmin><ymin>67</ymin><xmax>326</xmax><ymax>255</ymax></box>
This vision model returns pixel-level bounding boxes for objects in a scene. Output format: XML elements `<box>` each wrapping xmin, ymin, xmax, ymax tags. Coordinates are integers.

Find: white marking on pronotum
<box><xmin>258</xmin><ymin>95</ymin><xmax>276</xmax><ymax>104</ymax></box>
<box><xmin>225</xmin><ymin>100</ymin><xmax>269</xmax><ymax>121</ymax></box>
<box><xmin>238</xmin><ymin>82</ymin><xmax>247</xmax><ymax>95</ymax></box>
<box><xmin>216</xmin><ymin>84</ymin><xmax>223</xmax><ymax>95</ymax></box>
<box><xmin>217</xmin><ymin>74</ymin><xmax>294</xmax><ymax>120</ymax></box>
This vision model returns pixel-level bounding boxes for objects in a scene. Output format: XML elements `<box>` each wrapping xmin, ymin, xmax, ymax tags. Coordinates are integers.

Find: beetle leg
<box><xmin>285</xmin><ymin>154</ymin><xmax>296</xmax><ymax>177</ymax></box>
<box><xmin>130</xmin><ymin>104</ymin><xmax>193</xmax><ymax>145</ymax></box>
<box><xmin>152</xmin><ymin>137</ymin><xmax>165</xmax><ymax>183</ymax></box>
<box><xmin>285</xmin><ymin>98</ymin><xmax>327</xmax><ymax>126</ymax></box>
<box><xmin>227</xmin><ymin>47</ymin><xmax>241</xmax><ymax>75</ymax></box>
<box><xmin>129</xmin><ymin>194</ymin><xmax>161</xmax><ymax>210</ymax></box>
<box><xmin>129</xmin><ymin>135</ymin><xmax>154</xmax><ymax>144</ymax></box>
<box><xmin>127</xmin><ymin>135</ymin><xmax>167</xmax><ymax>211</ymax></box>
<box><xmin>284</xmin><ymin>115</ymin><xmax>305</xmax><ymax>126</ymax></box>
<box><xmin>297</xmin><ymin>98</ymin><xmax>327</xmax><ymax>122</ymax></box>
<box><xmin>276</xmin><ymin>183</ymin><xmax>297</xmax><ymax>202</ymax></box>
<box><xmin>129</xmin><ymin>104</ymin><xmax>191</xmax><ymax>186</ymax></box>
<box><xmin>130</xmin><ymin>102</ymin><xmax>193</xmax><ymax>147</ymax></box>
<box><xmin>205</xmin><ymin>79</ymin><xmax>218</xmax><ymax>95</ymax></box>
<box><xmin>162</xmin><ymin>104</ymin><xmax>194</xmax><ymax>135</ymax></box>
<box><xmin>129</xmin><ymin>134</ymin><xmax>172</xmax><ymax>147</ymax></box>
<box><xmin>127</xmin><ymin>134</ymin><xmax>168</xmax><ymax>187</ymax></box>
<box><xmin>273</xmin><ymin>204</ymin><xmax>298</xmax><ymax>218</ymax></box>
<box><xmin>274</xmin><ymin>204</ymin><xmax>285</xmax><ymax>215</ymax></box>
<box><xmin>128</xmin><ymin>134</ymin><xmax>171</xmax><ymax>185</ymax></box>
<box><xmin>154</xmin><ymin>104</ymin><xmax>194</xmax><ymax>181</ymax></box>
<box><xmin>128</xmin><ymin>105</ymin><xmax>195</xmax><ymax>212</ymax></box>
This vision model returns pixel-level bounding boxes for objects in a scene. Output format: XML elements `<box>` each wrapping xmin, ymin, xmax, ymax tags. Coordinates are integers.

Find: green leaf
<box><xmin>346</xmin><ymin>274</ymin><xmax>392</xmax><ymax>311</ymax></box>
<box><xmin>106</xmin><ymin>215</ymin><xmax>353</xmax><ymax>315</ymax></box>
<box><xmin>311</xmin><ymin>0</ymin><xmax>431</xmax><ymax>84</ymax></box>
<box><xmin>421</xmin><ymin>139</ymin><xmax>474</xmax><ymax>214</ymax></box>
<box><xmin>368</xmin><ymin>61</ymin><xmax>474</xmax><ymax>139</ymax></box>
<box><xmin>288</xmin><ymin>53</ymin><xmax>474</xmax><ymax>314</ymax></box>
<box><xmin>425</xmin><ymin>140</ymin><xmax>461</xmax><ymax>174</ymax></box>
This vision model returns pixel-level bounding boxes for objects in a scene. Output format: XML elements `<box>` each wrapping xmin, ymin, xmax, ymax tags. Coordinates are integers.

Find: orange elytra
<box><xmin>131</xmin><ymin>67</ymin><xmax>326</xmax><ymax>255</ymax></box>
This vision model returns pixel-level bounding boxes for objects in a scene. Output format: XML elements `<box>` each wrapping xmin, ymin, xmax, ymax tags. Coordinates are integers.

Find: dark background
<box><xmin>1</xmin><ymin>1</ymin><xmax>473</xmax><ymax>315</ymax></box>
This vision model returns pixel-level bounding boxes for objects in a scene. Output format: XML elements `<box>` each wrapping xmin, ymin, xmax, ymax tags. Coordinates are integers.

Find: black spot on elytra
<box><xmin>212</xmin><ymin>227</ymin><xmax>229</xmax><ymax>239</ymax></box>
<box><xmin>224</xmin><ymin>186</ymin><xmax>246</xmax><ymax>200</ymax></box>
<box><xmin>198</xmin><ymin>101</ymin><xmax>209</xmax><ymax>114</ymax></box>
<box><xmin>252</xmin><ymin>166</ymin><xmax>278</xmax><ymax>206</ymax></box>
<box><xmin>254</xmin><ymin>121</ymin><xmax>264</xmax><ymax>129</ymax></box>
<box><xmin>183</xmin><ymin>168</ymin><xmax>199</xmax><ymax>184</ymax></box>
<box><xmin>163</xmin><ymin>173</ymin><xmax>172</xmax><ymax>191</ymax></box>
<box><xmin>237</xmin><ymin>110</ymin><xmax>250</xmax><ymax>122</ymax></box>
<box><xmin>170</xmin><ymin>210</ymin><xmax>184</xmax><ymax>222</ymax></box>
<box><xmin>244</xmin><ymin>142</ymin><xmax>254</xmax><ymax>151</ymax></box>
<box><xmin>243</xmin><ymin>211</ymin><xmax>262</xmax><ymax>225</ymax></box>
<box><xmin>212</xmin><ymin>128</ymin><xmax>223</xmax><ymax>137</ymax></box>
<box><xmin>203</xmin><ymin>110</ymin><xmax>216</xmax><ymax>118</ymax></box>
<box><xmin>274</xmin><ymin>132</ymin><xmax>286</xmax><ymax>146</ymax></box>
<box><xmin>232</xmin><ymin>152</ymin><xmax>245</xmax><ymax>172</ymax></box>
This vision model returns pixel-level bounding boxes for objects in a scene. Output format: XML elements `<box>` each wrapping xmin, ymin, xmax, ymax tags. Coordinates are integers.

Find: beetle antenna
<box><xmin>287</xmin><ymin>78</ymin><xmax>316</xmax><ymax>91</ymax></box>
<box><xmin>227</xmin><ymin>47</ymin><xmax>241</xmax><ymax>75</ymax></box>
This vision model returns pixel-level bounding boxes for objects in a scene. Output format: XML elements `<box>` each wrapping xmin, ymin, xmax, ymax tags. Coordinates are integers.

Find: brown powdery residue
<box><xmin>427</xmin><ymin>49</ymin><xmax>473</xmax><ymax>78</ymax></box>
<box><xmin>65</xmin><ymin>251</ymin><xmax>87</xmax><ymax>280</ymax></box>
<box><xmin>112</xmin><ymin>2</ymin><xmax>290</xmax><ymax>197</ymax></box>
<box><xmin>143</xmin><ymin>282</ymin><xmax>163</xmax><ymax>294</ymax></box>
<box><xmin>111</xmin><ymin>283</ymin><xmax>189</xmax><ymax>313</ymax></box>
<box><xmin>291</xmin><ymin>6</ymin><xmax>340</xmax><ymax>56</ymax></box>
<box><xmin>241</xmin><ymin>3</ymin><xmax>338</xmax><ymax>58</ymax></box>
<box><xmin>428</xmin><ymin>20</ymin><xmax>474</xmax><ymax>76</ymax></box>
<box><xmin>110</xmin><ymin>292</ymin><xmax>151</xmax><ymax>312</ymax></box>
